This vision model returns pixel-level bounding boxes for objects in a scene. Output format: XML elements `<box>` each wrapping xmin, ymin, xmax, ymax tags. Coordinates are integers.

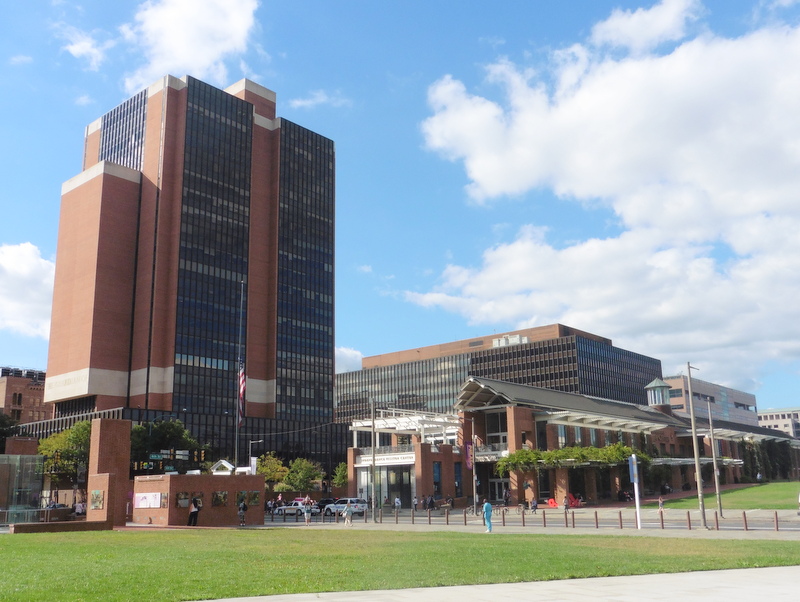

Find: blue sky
<box><xmin>3</xmin><ymin>0</ymin><xmax>800</xmax><ymax>410</ymax></box>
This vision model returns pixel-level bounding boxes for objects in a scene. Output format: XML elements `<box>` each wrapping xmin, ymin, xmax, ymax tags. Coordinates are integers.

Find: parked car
<box><xmin>316</xmin><ymin>498</ymin><xmax>336</xmax><ymax>512</ymax></box>
<box><xmin>324</xmin><ymin>498</ymin><xmax>368</xmax><ymax>516</ymax></box>
<box><xmin>274</xmin><ymin>500</ymin><xmax>320</xmax><ymax>516</ymax></box>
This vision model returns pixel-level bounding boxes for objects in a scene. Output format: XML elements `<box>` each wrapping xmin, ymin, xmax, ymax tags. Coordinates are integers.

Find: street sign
<box><xmin>149</xmin><ymin>453</ymin><xmax>163</xmax><ymax>460</ymax></box>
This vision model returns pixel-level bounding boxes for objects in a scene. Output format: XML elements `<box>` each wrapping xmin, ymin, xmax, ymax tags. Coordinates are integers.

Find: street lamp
<box><xmin>706</xmin><ymin>400</ymin><xmax>723</xmax><ymax>518</ymax></box>
<box><xmin>371</xmin><ymin>396</ymin><xmax>377</xmax><ymax>522</ymax></box>
<box><xmin>248</xmin><ymin>439</ymin><xmax>263</xmax><ymax>464</ymax></box>
<box><xmin>471</xmin><ymin>414</ymin><xmax>479</xmax><ymax>515</ymax></box>
<box><xmin>686</xmin><ymin>363</ymin><xmax>708</xmax><ymax>529</ymax></box>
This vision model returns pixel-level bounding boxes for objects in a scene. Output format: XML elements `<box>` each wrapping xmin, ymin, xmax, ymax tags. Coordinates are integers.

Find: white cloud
<box><xmin>121</xmin><ymin>0</ymin><xmax>259</xmax><ymax>94</ymax></box>
<box><xmin>357</xmin><ymin>265</ymin><xmax>373</xmax><ymax>274</ymax></box>
<box><xmin>335</xmin><ymin>346</ymin><xmax>363</xmax><ymax>374</ymax></box>
<box><xmin>75</xmin><ymin>94</ymin><xmax>93</xmax><ymax>106</ymax></box>
<box><xmin>55</xmin><ymin>24</ymin><xmax>115</xmax><ymax>71</ymax></box>
<box><xmin>590</xmin><ymin>0</ymin><xmax>703</xmax><ymax>55</ymax></box>
<box><xmin>9</xmin><ymin>55</ymin><xmax>33</xmax><ymax>65</ymax></box>
<box><xmin>288</xmin><ymin>90</ymin><xmax>352</xmax><ymax>110</ymax></box>
<box><xmin>0</xmin><ymin>243</ymin><xmax>54</xmax><ymax>339</ymax></box>
<box><xmin>417</xmin><ymin>8</ymin><xmax>800</xmax><ymax>393</ymax></box>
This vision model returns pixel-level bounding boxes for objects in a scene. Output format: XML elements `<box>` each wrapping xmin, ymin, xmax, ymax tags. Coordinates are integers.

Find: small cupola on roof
<box><xmin>645</xmin><ymin>378</ymin><xmax>672</xmax><ymax>407</ymax></box>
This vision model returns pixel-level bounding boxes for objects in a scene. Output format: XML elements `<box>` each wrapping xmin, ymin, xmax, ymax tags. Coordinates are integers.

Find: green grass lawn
<box><xmin>648</xmin><ymin>482</ymin><xmax>800</xmax><ymax>510</ymax></box>
<box><xmin>2</xmin><ymin>529</ymin><xmax>800</xmax><ymax>601</ymax></box>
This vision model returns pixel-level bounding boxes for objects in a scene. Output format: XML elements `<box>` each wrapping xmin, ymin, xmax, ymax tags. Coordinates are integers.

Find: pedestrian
<box><xmin>428</xmin><ymin>494</ymin><xmax>435</xmax><ymax>510</ymax></box>
<box><xmin>658</xmin><ymin>495</ymin><xmax>664</xmax><ymax>514</ymax></box>
<box><xmin>531</xmin><ymin>498</ymin><xmax>538</xmax><ymax>514</ymax></box>
<box><xmin>187</xmin><ymin>497</ymin><xmax>200</xmax><ymax>526</ymax></box>
<box><xmin>503</xmin><ymin>487</ymin><xmax>510</xmax><ymax>507</ymax></box>
<box><xmin>303</xmin><ymin>494</ymin><xmax>313</xmax><ymax>526</ymax></box>
<box><xmin>421</xmin><ymin>496</ymin><xmax>428</xmax><ymax>511</ymax></box>
<box><xmin>413</xmin><ymin>496</ymin><xmax>418</xmax><ymax>511</ymax></box>
<box><xmin>483</xmin><ymin>498</ymin><xmax>493</xmax><ymax>533</ymax></box>
<box><xmin>563</xmin><ymin>495</ymin><xmax>569</xmax><ymax>512</ymax></box>
<box><xmin>238</xmin><ymin>498</ymin><xmax>248</xmax><ymax>526</ymax></box>
<box><xmin>343</xmin><ymin>501</ymin><xmax>354</xmax><ymax>526</ymax></box>
<box><xmin>394</xmin><ymin>496</ymin><xmax>401</xmax><ymax>512</ymax></box>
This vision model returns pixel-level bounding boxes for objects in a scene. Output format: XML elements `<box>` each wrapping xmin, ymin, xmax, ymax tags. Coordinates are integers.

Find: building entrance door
<box><xmin>488</xmin><ymin>478</ymin><xmax>509</xmax><ymax>503</ymax></box>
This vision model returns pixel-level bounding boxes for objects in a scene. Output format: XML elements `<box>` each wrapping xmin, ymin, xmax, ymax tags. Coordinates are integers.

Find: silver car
<box><xmin>324</xmin><ymin>498</ymin><xmax>368</xmax><ymax>516</ymax></box>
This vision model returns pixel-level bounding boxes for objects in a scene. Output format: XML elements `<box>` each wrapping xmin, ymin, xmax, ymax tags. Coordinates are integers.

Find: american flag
<box><xmin>238</xmin><ymin>359</ymin><xmax>246</xmax><ymax>427</ymax></box>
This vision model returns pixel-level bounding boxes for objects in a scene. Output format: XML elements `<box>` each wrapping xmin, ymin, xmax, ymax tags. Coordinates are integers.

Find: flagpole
<box><xmin>235</xmin><ymin>280</ymin><xmax>245</xmax><ymax>468</ymax></box>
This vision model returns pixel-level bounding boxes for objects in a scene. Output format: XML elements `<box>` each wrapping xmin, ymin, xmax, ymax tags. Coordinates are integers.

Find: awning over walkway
<box><xmin>349</xmin><ymin>407</ymin><xmax>461</xmax><ymax>442</ymax></box>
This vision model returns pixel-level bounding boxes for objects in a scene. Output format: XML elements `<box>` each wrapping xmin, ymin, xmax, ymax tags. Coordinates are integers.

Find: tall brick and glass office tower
<box><xmin>36</xmin><ymin>75</ymin><xmax>341</xmax><ymax>467</ymax></box>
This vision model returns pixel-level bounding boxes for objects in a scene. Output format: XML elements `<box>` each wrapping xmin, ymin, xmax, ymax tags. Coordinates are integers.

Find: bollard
<box><xmin>521</xmin><ymin>509</ymin><xmax>525</xmax><ymax>527</ymax></box>
<box><xmin>571</xmin><ymin>511</ymin><xmax>575</xmax><ymax>528</ymax></box>
<box><xmin>395</xmin><ymin>509</ymin><xmax>399</xmax><ymax>524</ymax></box>
<box><xmin>714</xmin><ymin>511</ymin><xmax>719</xmax><ymax>531</ymax></box>
<box><xmin>463</xmin><ymin>509</ymin><xmax>468</xmax><ymax>526</ymax></box>
<box><xmin>774</xmin><ymin>511</ymin><xmax>779</xmax><ymax>532</ymax></box>
<box><xmin>542</xmin><ymin>509</ymin><xmax>547</xmax><ymax>528</ymax></box>
<box><xmin>379</xmin><ymin>509</ymin><xmax>383</xmax><ymax>523</ymax></box>
<box><xmin>365</xmin><ymin>509</ymin><xmax>369</xmax><ymax>523</ymax></box>
<box><xmin>618</xmin><ymin>510</ymin><xmax>623</xmax><ymax>529</ymax></box>
<box><xmin>446</xmin><ymin>509</ymin><xmax>450</xmax><ymax>525</ymax></box>
<box><xmin>659</xmin><ymin>510</ymin><xmax>664</xmax><ymax>530</ymax></box>
<box><xmin>564</xmin><ymin>510</ymin><xmax>569</xmax><ymax>528</ymax></box>
<box><xmin>686</xmin><ymin>511</ymin><xmax>691</xmax><ymax>530</ymax></box>
<box><xmin>411</xmin><ymin>509</ymin><xmax>415</xmax><ymax>525</ymax></box>
<box><xmin>428</xmin><ymin>509</ymin><xmax>432</xmax><ymax>525</ymax></box>
<box><xmin>594</xmin><ymin>510</ymin><xmax>599</xmax><ymax>529</ymax></box>
<box><xmin>502</xmin><ymin>509</ymin><xmax>506</xmax><ymax>527</ymax></box>
<box><xmin>742</xmin><ymin>511</ymin><xmax>748</xmax><ymax>531</ymax></box>
<box><xmin>334</xmin><ymin>509</ymin><xmax>338</xmax><ymax>523</ymax></box>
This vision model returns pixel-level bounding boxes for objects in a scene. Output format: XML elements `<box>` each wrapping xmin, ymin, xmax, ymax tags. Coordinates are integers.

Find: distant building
<box><xmin>758</xmin><ymin>407</ymin><xmax>800</xmax><ymax>438</ymax></box>
<box><xmin>0</xmin><ymin>368</ymin><xmax>49</xmax><ymax>424</ymax></box>
<box><xmin>662</xmin><ymin>375</ymin><xmax>758</xmax><ymax>427</ymax></box>
<box><xmin>336</xmin><ymin>324</ymin><xmax>663</xmax><ymax>422</ymax></box>
<box><xmin>345</xmin><ymin>377</ymin><xmax>799</xmax><ymax>508</ymax></box>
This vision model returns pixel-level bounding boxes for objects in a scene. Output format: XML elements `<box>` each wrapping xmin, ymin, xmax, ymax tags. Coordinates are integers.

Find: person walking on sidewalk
<box><xmin>343</xmin><ymin>501</ymin><xmax>354</xmax><ymax>526</ymax></box>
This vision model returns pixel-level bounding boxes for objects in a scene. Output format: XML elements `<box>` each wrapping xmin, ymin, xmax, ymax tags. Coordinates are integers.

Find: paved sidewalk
<box><xmin>202</xmin><ymin>565</ymin><xmax>799</xmax><ymax>601</ymax></box>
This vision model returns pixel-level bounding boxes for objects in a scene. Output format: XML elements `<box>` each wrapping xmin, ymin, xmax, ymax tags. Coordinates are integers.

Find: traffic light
<box><xmin>200</xmin><ymin>449</ymin><xmax>206</xmax><ymax>461</ymax></box>
<box><xmin>193</xmin><ymin>450</ymin><xmax>198</xmax><ymax>462</ymax></box>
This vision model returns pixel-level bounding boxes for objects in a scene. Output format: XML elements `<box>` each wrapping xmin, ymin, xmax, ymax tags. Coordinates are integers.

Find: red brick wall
<box><xmin>132</xmin><ymin>473</ymin><xmax>265</xmax><ymax>526</ymax></box>
<box><xmin>87</xmin><ymin>419</ymin><xmax>131</xmax><ymax>526</ymax></box>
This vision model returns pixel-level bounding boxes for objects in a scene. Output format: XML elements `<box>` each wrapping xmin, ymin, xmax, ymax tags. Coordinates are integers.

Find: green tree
<box><xmin>130</xmin><ymin>419</ymin><xmax>201</xmax><ymax>462</ymax></box>
<box><xmin>256</xmin><ymin>451</ymin><xmax>289</xmax><ymax>487</ymax></box>
<box><xmin>0</xmin><ymin>413</ymin><xmax>18</xmax><ymax>453</ymax></box>
<box><xmin>331</xmin><ymin>462</ymin><xmax>348</xmax><ymax>488</ymax></box>
<box><xmin>283</xmin><ymin>457</ymin><xmax>323</xmax><ymax>492</ymax></box>
<box><xmin>38</xmin><ymin>420</ymin><xmax>92</xmax><ymax>486</ymax></box>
